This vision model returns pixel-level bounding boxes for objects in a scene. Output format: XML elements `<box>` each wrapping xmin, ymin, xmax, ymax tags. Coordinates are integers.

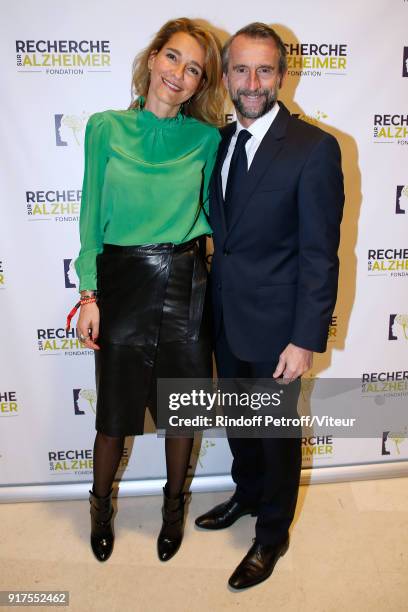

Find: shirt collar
<box><xmin>235</xmin><ymin>101</ymin><xmax>280</xmax><ymax>142</ymax></box>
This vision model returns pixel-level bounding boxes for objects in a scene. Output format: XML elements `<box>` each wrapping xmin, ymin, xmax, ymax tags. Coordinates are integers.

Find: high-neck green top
<box><xmin>74</xmin><ymin>101</ymin><xmax>220</xmax><ymax>290</ymax></box>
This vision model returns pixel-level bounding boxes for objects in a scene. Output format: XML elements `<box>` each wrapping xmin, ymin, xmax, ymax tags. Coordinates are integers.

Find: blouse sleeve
<box><xmin>74</xmin><ymin>112</ymin><xmax>108</xmax><ymax>291</ymax></box>
<box><xmin>202</xmin><ymin>127</ymin><xmax>221</xmax><ymax>215</ymax></box>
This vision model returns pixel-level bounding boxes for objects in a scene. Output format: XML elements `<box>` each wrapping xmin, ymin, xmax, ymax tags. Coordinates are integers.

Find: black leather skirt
<box><xmin>93</xmin><ymin>237</ymin><xmax>212</xmax><ymax>436</ymax></box>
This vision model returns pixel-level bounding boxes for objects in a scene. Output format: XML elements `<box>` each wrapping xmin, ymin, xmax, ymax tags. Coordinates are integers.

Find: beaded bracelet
<box><xmin>80</xmin><ymin>296</ymin><xmax>97</xmax><ymax>306</ymax></box>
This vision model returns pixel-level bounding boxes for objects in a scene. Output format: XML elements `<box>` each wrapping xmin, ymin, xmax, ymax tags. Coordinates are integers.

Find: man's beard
<box><xmin>231</xmin><ymin>87</ymin><xmax>277</xmax><ymax>119</ymax></box>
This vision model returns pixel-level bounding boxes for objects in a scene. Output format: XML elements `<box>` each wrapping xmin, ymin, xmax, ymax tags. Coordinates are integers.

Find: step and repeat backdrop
<box><xmin>1</xmin><ymin>0</ymin><xmax>407</xmax><ymax>499</ymax></box>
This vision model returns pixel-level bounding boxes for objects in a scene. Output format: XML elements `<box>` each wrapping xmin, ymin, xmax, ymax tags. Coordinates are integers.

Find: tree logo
<box><xmin>73</xmin><ymin>389</ymin><xmax>97</xmax><ymax>415</ymax></box>
<box><xmin>382</xmin><ymin>429</ymin><xmax>408</xmax><ymax>455</ymax></box>
<box><xmin>0</xmin><ymin>260</ymin><xmax>5</xmax><ymax>289</ymax></box>
<box><xmin>190</xmin><ymin>439</ymin><xmax>216</xmax><ymax>469</ymax></box>
<box><xmin>55</xmin><ymin>113</ymin><xmax>89</xmax><ymax>147</ymax></box>
<box><xmin>388</xmin><ymin>314</ymin><xmax>408</xmax><ymax>340</ymax></box>
<box><xmin>294</xmin><ymin>110</ymin><xmax>328</xmax><ymax>126</ymax></box>
<box><xmin>63</xmin><ymin>259</ymin><xmax>77</xmax><ymax>288</ymax></box>
<box><xmin>403</xmin><ymin>47</ymin><xmax>408</xmax><ymax>78</ymax></box>
<box><xmin>396</xmin><ymin>186</ymin><xmax>407</xmax><ymax>214</ymax></box>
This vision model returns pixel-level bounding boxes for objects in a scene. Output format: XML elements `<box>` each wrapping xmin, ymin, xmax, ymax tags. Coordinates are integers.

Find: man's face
<box><xmin>224</xmin><ymin>35</ymin><xmax>284</xmax><ymax>125</ymax></box>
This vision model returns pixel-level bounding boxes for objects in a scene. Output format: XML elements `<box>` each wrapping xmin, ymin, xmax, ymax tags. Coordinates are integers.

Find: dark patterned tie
<box><xmin>225</xmin><ymin>129</ymin><xmax>252</xmax><ymax>225</ymax></box>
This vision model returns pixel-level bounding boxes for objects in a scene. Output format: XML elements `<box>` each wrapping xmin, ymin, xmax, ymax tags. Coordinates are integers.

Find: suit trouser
<box><xmin>215</xmin><ymin>322</ymin><xmax>302</xmax><ymax>546</ymax></box>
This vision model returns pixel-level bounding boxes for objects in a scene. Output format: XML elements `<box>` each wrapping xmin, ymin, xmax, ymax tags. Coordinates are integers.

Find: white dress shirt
<box><xmin>221</xmin><ymin>102</ymin><xmax>280</xmax><ymax>198</ymax></box>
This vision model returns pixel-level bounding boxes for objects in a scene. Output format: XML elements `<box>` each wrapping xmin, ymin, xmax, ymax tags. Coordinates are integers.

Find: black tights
<box><xmin>164</xmin><ymin>437</ymin><xmax>194</xmax><ymax>498</ymax></box>
<box><xmin>92</xmin><ymin>432</ymin><xmax>193</xmax><ymax>499</ymax></box>
<box><xmin>92</xmin><ymin>432</ymin><xmax>125</xmax><ymax>498</ymax></box>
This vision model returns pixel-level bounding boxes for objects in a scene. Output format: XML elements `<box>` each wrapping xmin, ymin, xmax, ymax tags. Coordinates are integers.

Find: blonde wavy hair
<box><xmin>129</xmin><ymin>18</ymin><xmax>225</xmax><ymax>127</ymax></box>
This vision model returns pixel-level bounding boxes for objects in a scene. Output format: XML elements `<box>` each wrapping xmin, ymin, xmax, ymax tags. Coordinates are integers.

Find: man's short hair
<box><xmin>222</xmin><ymin>22</ymin><xmax>287</xmax><ymax>76</ymax></box>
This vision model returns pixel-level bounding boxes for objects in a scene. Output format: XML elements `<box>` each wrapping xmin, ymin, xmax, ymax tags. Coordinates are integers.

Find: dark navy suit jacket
<box><xmin>209</xmin><ymin>102</ymin><xmax>344</xmax><ymax>362</ymax></box>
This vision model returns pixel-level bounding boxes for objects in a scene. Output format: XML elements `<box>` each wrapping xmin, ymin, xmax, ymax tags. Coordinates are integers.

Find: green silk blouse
<box><xmin>74</xmin><ymin>102</ymin><xmax>220</xmax><ymax>290</ymax></box>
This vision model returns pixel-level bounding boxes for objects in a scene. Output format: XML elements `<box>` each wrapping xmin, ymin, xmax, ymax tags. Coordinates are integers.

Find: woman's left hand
<box><xmin>77</xmin><ymin>302</ymin><xmax>100</xmax><ymax>350</ymax></box>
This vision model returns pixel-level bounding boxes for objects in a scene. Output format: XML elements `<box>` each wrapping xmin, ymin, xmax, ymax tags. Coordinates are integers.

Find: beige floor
<box><xmin>1</xmin><ymin>477</ymin><xmax>407</xmax><ymax>612</ymax></box>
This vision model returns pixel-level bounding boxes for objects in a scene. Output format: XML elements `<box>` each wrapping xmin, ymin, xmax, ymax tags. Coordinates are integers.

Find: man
<box><xmin>195</xmin><ymin>23</ymin><xmax>344</xmax><ymax>589</ymax></box>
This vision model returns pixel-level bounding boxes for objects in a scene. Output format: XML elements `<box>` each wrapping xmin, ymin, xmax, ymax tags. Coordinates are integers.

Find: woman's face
<box><xmin>147</xmin><ymin>32</ymin><xmax>205</xmax><ymax>110</ymax></box>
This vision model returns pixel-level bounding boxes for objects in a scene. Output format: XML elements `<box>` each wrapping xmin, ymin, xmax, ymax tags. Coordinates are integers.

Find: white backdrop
<box><xmin>1</xmin><ymin>0</ymin><xmax>408</xmax><ymax>501</ymax></box>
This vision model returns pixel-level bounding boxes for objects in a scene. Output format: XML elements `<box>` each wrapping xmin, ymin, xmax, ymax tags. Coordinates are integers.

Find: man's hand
<box><xmin>273</xmin><ymin>343</ymin><xmax>313</xmax><ymax>381</ymax></box>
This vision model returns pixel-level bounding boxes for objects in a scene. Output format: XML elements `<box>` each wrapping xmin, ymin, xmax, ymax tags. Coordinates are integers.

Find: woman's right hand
<box><xmin>77</xmin><ymin>302</ymin><xmax>100</xmax><ymax>350</ymax></box>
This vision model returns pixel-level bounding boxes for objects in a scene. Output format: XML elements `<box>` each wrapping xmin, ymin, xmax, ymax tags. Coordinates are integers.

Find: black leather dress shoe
<box><xmin>228</xmin><ymin>537</ymin><xmax>289</xmax><ymax>590</ymax></box>
<box><xmin>195</xmin><ymin>497</ymin><xmax>257</xmax><ymax>530</ymax></box>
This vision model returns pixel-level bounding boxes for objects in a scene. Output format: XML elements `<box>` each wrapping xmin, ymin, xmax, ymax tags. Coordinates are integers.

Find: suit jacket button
<box><xmin>223</xmin><ymin>248</ymin><xmax>230</xmax><ymax>256</ymax></box>
<box><xmin>217</xmin><ymin>283</ymin><xmax>222</xmax><ymax>290</ymax></box>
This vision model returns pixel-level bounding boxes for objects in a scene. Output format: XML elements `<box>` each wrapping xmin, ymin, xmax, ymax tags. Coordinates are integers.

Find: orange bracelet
<box><xmin>80</xmin><ymin>297</ymin><xmax>97</xmax><ymax>306</ymax></box>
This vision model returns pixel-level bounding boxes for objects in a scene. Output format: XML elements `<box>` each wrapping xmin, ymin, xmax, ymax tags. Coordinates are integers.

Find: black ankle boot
<box><xmin>157</xmin><ymin>486</ymin><xmax>185</xmax><ymax>562</ymax></box>
<box><xmin>89</xmin><ymin>488</ymin><xmax>114</xmax><ymax>562</ymax></box>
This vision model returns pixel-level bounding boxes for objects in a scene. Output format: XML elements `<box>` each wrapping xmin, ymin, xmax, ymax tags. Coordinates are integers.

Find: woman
<box><xmin>73</xmin><ymin>18</ymin><xmax>224</xmax><ymax>563</ymax></box>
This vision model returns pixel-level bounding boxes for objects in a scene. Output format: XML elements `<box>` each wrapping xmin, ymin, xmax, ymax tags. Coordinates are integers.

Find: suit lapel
<box><xmin>212</xmin><ymin>122</ymin><xmax>235</xmax><ymax>236</ymax></box>
<box><xmin>227</xmin><ymin>104</ymin><xmax>291</xmax><ymax>236</ymax></box>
